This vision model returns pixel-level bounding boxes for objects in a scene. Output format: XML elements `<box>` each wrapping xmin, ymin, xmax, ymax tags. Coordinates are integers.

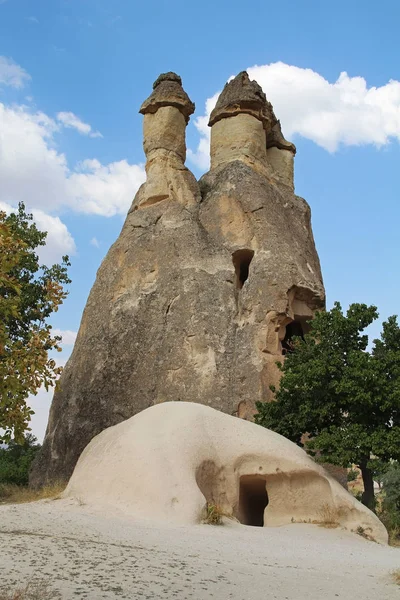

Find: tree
<box><xmin>0</xmin><ymin>204</ymin><xmax>71</xmax><ymax>443</ymax></box>
<box><xmin>255</xmin><ymin>303</ymin><xmax>400</xmax><ymax>510</ymax></box>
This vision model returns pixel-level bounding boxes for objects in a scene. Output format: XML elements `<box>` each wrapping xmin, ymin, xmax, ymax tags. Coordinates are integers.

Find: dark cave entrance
<box><xmin>232</xmin><ymin>249</ymin><xmax>255</xmax><ymax>290</ymax></box>
<box><xmin>281</xmin><ymin>318</ymin><xmax>310</xmax><ymax>355</ymax></box>
<box><xmin>238</xmin><ymin>475</ymin><xmax>269</xmax><ymax>527</ymax></box>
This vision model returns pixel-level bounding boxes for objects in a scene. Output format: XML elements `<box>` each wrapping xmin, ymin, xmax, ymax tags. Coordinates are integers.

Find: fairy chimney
<box><xmin>31</xmin><ymin>71</ymin><xmax>325</xmax><ymax>486</ymax></box>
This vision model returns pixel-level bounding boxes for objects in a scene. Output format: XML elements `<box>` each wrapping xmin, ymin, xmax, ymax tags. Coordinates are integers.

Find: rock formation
<box><xmin>31</xmin><ymin>71</ymin><xmax>325</xmax><ymax>486</ymax></box>
<box><xmin>64</xmin><ymin>402</ymin><xmax>387</xmax><ymax>543</ymax></box>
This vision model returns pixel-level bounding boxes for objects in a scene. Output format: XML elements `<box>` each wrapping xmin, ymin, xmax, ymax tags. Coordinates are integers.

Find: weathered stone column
<box><xmin>199</xmin><ymin>72</ymin><xmax>325</xmax><ymax>417</ymax></box>
<box><xmin>137</xmin><ymin>72</ymin><xmax>198</xmax><ymax>208</ymax></box>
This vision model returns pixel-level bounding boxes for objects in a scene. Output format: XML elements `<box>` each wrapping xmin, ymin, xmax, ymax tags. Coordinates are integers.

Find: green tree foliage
<box><xmin>382</xmin><ymin>462</ymin><xmax>400</xmax><ymax>527</ymax></box>
<box><xmin>0</xmin><ymin>434</ymin><xmax>41</xmax><ymax>485</ymax></box>
<box><xmin>379</xmin><ymin>462</ymin><xmax>400</xmax><ymax>543</ymax></box>
<box><xmin>255</xmin><ymin>303</ymin><xmax>400</xmax><ymax>510</ymax></box>
<box><xmin>368</xmin><ymin>458</ymin><xmax>389</xmax><ymax>489</ymax></box>
<box><xmin>0</xmin><ymin>204</ymin><xmax>71</xmax><ymax>443</ymax></box>
<box><xmin>347</xmin><ymin>468</ymin><xmax>359</xmax><ymax>482</ymax></box>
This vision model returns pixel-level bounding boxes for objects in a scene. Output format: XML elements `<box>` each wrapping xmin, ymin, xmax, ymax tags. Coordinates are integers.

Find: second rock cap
<box><xmin>208</xmin><ymin>71</ymin><xmax>272</xmax><ymax>128</ymax></box>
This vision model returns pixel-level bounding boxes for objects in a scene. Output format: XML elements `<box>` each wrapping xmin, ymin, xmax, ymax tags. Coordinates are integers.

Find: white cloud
<box><xmin>32</xmin><ymin>209</ymin><xmax>76</xmax><ymax>262</ymax></box>
<box><xmin>90</xmin><ymin>236</ymin><xmax>100</xmax><ymax>248</ymax></box>
<box><xmin>69</xmin><ymin>159</ymin><xmax>145</xmax><ymax>216</ymax></box>
<box><xmin>56</xmin><ymin>111</ymin><xmax>102</xmax><ymax>138</ymax></box>
<box><xmin>52</xmin><ymin>329</ymin><xmax>77</xmax><ymax>345</ymax></box>
<box><xmin>0</xmin><ymin>102</ymin><xmax>146</xmax><ymax>217</ymax></box>
<box><xmin>27</xmin><ymin>16</ymin><xmax>39</xmax><ymax>24</ymax></box>
<box><xmin>0</xmin><ymin>56</ymin><xmax>31</xmax><ymax>88</ymax></box>
<box><xmin>248</xmin><ymin>62</ymin><xmax>400</xmax><ymax>152</ymax></box>
<box><xmin>188</xmin><ymin>62</ymin><xmax>400</xmax><ymax>169</ymax></box>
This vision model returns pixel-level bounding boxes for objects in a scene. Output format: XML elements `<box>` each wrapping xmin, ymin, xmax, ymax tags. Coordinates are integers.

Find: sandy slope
<box><xmin>0</xmin><ymin>499</ymin><xmax>399</xmax><ymax>600</ymax></box>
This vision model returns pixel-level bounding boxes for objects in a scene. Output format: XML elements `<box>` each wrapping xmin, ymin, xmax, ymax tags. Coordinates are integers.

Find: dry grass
<box><xmin>0</xmin><ymin>579</ymin><xmax>60</xmax><ymax>600</ymax></box>
<box><xmin>354</xmin><ymin>525</ymin><xmax>376</xmax><ymax>542</ymax></box>
<box><xmin>392</xmin><ymin>569</ymin><xmax>400</xmax><ymax>585</ymax></box>
<box><xmin>316</xmin><ymin>503</ymin><xmax>340</xmax><ymax>528</ymax></box>
<box><xmin>202</xmin><ymin>503</ymin><xmax>230</xmax><ymax>525</ymax></box>
<box><xmin>0</xmin><ymin>482</ymin><xmax>66</xmax><ymax>504</ymax></box>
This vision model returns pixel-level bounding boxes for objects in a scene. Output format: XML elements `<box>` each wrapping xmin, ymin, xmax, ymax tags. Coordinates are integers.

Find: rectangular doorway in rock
<box><xmin>238</xmin><ymin>475</ymin><xmax>269</xmax><ymax>526</ymax></box>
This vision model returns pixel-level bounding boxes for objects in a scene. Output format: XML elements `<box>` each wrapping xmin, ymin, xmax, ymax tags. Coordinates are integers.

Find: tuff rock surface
<box><xmin>64</xmin><ymin>402</ymin><xmax>387</xmax><ymax>543</ymax></box>
<box><xmin>31</xmin><ymin>71</ymin><xmax>325</xmax><ymax>486</ymax></box>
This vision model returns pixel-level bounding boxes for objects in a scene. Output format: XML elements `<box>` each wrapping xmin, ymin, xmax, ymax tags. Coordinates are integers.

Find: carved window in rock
<box><xmin>232</xmin><ymin>249</ymin><xmax>254</xmax><ymax>290</ymax></box>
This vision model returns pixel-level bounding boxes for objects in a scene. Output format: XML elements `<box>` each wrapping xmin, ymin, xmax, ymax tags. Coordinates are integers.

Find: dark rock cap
<box><xmin>140</xmin><ymin>72</ymin><xmax>195</xmax><ymax>123</ymax></box>
<box><xmin>208</xmin><ymin>71</ymin><xmax>272</xmax><ymax>128</ymax></box>
<box><xmin>209</xmin><ymin>71</ymin><xmax>296</xmax><ymax>153</ymax></box>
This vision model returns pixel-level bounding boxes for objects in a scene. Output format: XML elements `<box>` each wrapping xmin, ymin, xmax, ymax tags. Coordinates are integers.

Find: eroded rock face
<box><xmin>64</xmin><ymin>402</ymin><xmax>387</xmax><ymax>543</ymax></box>
<box><xmin>31</xmin><ymin>71</ymin><xmax>325</xmax><ymax>486</ymax></box>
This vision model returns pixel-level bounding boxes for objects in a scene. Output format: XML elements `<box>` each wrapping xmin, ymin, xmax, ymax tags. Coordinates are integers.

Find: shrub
<box><xmin>0</xmin><ymin>579</ymin><xmax>60</xmax><ymax>600</ymax></box>
<box><xmin>202</xmin><ymin>503</ymin><xmax>226</xmax><ymax>525</ymax></box>
<box><xmin>375</xmin><ymin>462</ymin><xmax>400</xmax><ymax>546</ymax></box>
<box><xmin>382</xmin><ymin>462</ymin><xmax>400</xmax><ymax>515</ymax></box>
<box><xmin>347</xmin><ymin>468</ymin><xmax>359</xmax><ymax>482</ymax></box>
<box><xmin>392</xmin><ymin>569</ymin><xmax>400</xmax><ymax>585</ymax></box>
<box><xmin>0</xmin><ymin>434</ymin><xmax>41</xmax><ymax>486</ymax></box>
<box><xmin>316</xmin><ymin>503</ymin><xmax>340</xmax><ymax>528</ymax></box>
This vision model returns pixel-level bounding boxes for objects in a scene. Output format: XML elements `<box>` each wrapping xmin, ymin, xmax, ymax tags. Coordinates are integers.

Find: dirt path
<box><xmin>0</xmin><ymin>499</ymin><xmax>399</xmax><ymax>599</ymax></box>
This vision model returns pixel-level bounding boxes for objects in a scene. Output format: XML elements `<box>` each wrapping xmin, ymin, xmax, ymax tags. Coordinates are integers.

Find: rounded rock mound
<box><xmin>64</xmin><ymin>402</ymin><xmax>387</xmax><ymax>543</ymax></box>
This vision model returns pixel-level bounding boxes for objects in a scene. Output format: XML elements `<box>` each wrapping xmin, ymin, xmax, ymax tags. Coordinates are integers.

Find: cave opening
<box><xmin>281</xmin><ymin>318</ymin><xmax>310</xmax><ymax>355</ymax></box>
<box><xmin>232</xmin><ymin>249</ymin><xmax>255</xmax><ymax>290</ymax></box>
<box><xmin>238</xmin><ymin>475</ymin><xmax>269</xmax><ymax>527</ymax></box>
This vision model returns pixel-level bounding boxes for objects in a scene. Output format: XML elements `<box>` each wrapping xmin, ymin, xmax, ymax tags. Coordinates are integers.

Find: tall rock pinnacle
<box><xmin>31</xmin><ymin>72</ymin><xmax>325</xmax><ymax>486</ymax></box>
<box><xmin>136</xmin><ymin>71</ymin><xmax>197</xmax><ymax>208</ymax></box>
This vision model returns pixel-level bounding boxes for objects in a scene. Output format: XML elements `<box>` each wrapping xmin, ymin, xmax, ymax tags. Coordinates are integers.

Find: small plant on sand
<box><xmin>354</xmin><ymin>525</ymin><xmax>376</xmax><ymax>542</ymax></box>
<box><xmin>316</xmin><ymin>503</ymin><xmax>340</xmax><ymax>528</ymax></box>
<box><xmin>202</xmin><ymin>503</ymin><xmax>227</xmax><ymax>525</ymax></box>
<box><xmin>392</xmin><ymin>569</ymin><xmax>400</xmax><ymax>585</ymax></box>
<box><xmin>0</xmin><ymin>579</ymin><xmax>60</xmax><ymax>600</ymax></box>
<box><xmin>0</xmin><ymin>482</ymin><xmax>65</xmax><ymax>504</ymax></box>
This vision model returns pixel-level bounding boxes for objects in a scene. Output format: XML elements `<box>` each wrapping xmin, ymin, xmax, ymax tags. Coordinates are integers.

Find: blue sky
<box><xmin>1</xmin><ymin>0</ymin><xmax>399</xmax><ymax>439</ymax></box>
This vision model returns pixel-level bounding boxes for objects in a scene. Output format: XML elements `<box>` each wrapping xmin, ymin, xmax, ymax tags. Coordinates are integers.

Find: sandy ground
<box><xmin>0</xmin><ymin>498</ymin><xmax>399</xmax><ymax>600</ymax></box>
